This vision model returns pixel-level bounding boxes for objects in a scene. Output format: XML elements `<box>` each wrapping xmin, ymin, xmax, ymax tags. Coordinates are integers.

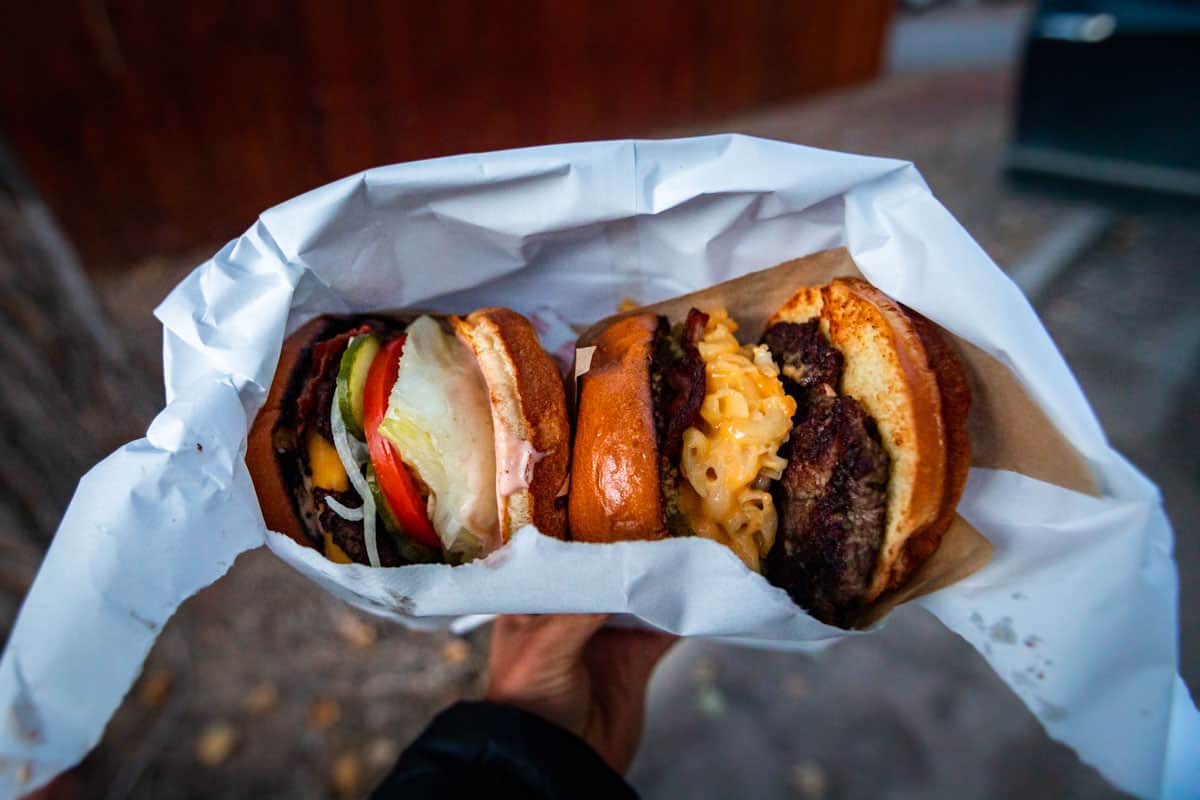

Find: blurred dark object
<box><xmin>1009</xmin><ymin>0</ymin><xmax>1200</xmax><ymax>195</ymax></box>
<box><xmin>0</xmin><ymin>2</ymin><xmax>891</xmax><ymax>270</ymax></box>
<box><xmin>899</xmin><ymin>0</ymin><xmax>1020</xmax><ymax>11</ymax></box>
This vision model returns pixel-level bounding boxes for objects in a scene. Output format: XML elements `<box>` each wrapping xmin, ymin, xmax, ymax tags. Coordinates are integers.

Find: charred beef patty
<box><xmin>285</xmin><ymin>317</ymin><xmax>411</xmax><ymax>566</ymax></box>
<box><xmin>762</xmin><ymin>321</ymin><xmax>890</xmax><ymax>623</ymax></box>
<box><xmin>314</xmin><ymin>488</ymin><xmax>406</xmax><ymax>565</ymax></box>
<box><xmin>761</xmin><ymin>320</ymin><xmax>843</xmax><ymax>394</ymax></box>
<box><xmin>651</xmin><ymin>308</ymin><xmax>709</xmax><ymax>537</ymax></box>
<box><xmin>767</xmin><ymin>393</ymin><xmax>889</xmax><ymax>622</ymax></box>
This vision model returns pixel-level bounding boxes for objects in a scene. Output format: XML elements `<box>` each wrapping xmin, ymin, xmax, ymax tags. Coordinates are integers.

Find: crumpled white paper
<box><xmin>0</xmin><ymin>135</ymin><xmax>1195</xmax><ymax>799</ymax></box>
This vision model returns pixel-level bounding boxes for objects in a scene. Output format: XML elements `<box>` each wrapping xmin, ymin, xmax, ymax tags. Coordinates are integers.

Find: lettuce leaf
<box><xmin>378</xmin><ymin>316</ymin><xmax>498</xmax><ymax>561</ymax></box>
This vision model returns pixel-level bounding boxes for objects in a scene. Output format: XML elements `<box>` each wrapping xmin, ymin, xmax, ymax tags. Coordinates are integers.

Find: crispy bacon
<box><xmin>649</xmin><ymin>308</ymin><xmax>709</xmax><ymax>536</ymax></box>
<box><xmin>295</xmin><ymin>325</ymin><xmax>373</xmax><ymax>440</ymax></box>
<box><xmin>660</xmin><ymin>309</ymin><xmax>708</xmax><ymax>461</ymax></box>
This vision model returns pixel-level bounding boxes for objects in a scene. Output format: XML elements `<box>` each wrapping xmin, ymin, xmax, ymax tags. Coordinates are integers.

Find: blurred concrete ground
<box><xmin>73</xmin><ymin>3</ymin><xmax>1196</xmax><ymax>798</ymax></box>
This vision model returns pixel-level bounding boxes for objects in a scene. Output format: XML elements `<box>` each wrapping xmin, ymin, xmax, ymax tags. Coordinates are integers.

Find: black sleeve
<box><xmin>370</xmin><ymin>700</ymin><xmax>639</xmax><ymax>800</ymax></box>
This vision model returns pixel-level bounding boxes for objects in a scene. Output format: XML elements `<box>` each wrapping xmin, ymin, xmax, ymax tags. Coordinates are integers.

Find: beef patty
<box><xmin>761</xmin><ymin>320</ymin><xmax>843</xmax><ymax>393</ymax></box>
<box><xmin>287</xmin><ymin>318</ymin><xmax>414</xmax><ymax>567</ymax></box>
<box><xmin>761</xmin><ymin>321</ymin><xmax>890</xmax><ymax>624</ymax></box>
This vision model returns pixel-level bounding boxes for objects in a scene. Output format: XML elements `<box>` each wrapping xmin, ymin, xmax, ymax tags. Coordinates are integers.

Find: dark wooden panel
<box><xmin>0</xmin><ymin>1</ymin><xmax>891</xmax><ymax>268</ymax></box>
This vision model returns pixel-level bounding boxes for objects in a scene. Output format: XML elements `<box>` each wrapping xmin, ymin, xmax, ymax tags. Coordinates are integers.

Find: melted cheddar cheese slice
<box><xmin>679</xmin><ymin>310</ymin><xmax>795</xmax><ymax>573</ymax></box>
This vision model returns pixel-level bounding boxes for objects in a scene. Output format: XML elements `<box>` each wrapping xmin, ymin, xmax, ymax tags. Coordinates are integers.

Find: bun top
<box><xmin>452</xmin><ymin>307</ymin><xmax>570</xmax><ymax>542</ymax></box>
<box><xmin>568</xmin><ymin>313</ymin><xmax>667</xmax><ymax>543</ymax></box>
<box><xmin>770</xmin><ymin>278</ymin><xmax>949</xmax><ymax>602</ymax></box>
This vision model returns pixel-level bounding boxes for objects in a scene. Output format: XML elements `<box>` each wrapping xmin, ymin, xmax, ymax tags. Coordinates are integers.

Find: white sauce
<box><xmin>494</xmin><ymin>422</ymin><xmax>546</xmax><ymax>498</ymax></box>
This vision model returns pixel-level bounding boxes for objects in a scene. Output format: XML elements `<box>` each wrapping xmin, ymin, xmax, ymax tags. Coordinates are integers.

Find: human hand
<box><xmin>485</xmin><ymin>614</ymin><xmax>676</xmax><ymax>774</ymax></box>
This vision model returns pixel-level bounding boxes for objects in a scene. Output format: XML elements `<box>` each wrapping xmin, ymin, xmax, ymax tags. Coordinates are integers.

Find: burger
<box><xmin>247</xmin><ymin>308</ymin><xmax>570</xmax><ymax>567</ymax></box>
<box><xmin>569</xmin><ymin>278</ymin><xmax>970</xmax><ymax>625</ymax></box>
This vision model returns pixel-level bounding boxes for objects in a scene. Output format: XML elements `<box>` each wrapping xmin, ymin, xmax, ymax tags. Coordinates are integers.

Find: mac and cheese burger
<box><xmin>569</xmin><ymin>279</ymin><xmax>970</xmax><ymax>626</ymax></box>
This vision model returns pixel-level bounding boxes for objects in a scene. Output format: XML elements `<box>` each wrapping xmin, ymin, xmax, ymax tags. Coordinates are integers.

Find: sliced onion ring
<box><xmin>330</xmin><ymin>394</ymin><xmax>380</xmax><ymax>567</ymax></box>
<box><xmin>324</xmin><ymin>496</ymin><xmax>365</xmax><ymax>522</ymax></box>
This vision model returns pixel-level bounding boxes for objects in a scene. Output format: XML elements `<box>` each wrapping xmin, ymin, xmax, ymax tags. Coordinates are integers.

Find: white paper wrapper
<box><xmin>0</xmin><ymin>136</ymin><xmax>1195</xmax><ymax>799</ymax></box>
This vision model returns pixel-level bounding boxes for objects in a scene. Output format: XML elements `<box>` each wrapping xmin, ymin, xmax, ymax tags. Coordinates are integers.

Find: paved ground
<box><xmin>20</xmin><ymin>5</ymin><xmax>1198</xmax><ymax>798</ymax></box>
<box><xmin>85</xmin><ymin>550</ymin><xmax>489</xmax><ymax>800</ymax></box>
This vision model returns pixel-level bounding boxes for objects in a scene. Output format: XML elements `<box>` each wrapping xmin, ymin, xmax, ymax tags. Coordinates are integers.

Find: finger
<box><xmin>627</xmin><ymin>630</ymin><xmax>677</xmax><ymax>675</ymax></box>
<box><xmin>587</xmin><ymin>628</ymin><xmax>676</xmax><ymax>679</ymax></box>
<box><xmin>628</xmin><ymin>630</ymin><xmax>677</xmax><ymax>675</ymax></box>
<box><xmin>581</xmin><ymin>630</ymin><xmax>678</xmax><ymax>773</ymax></box>
<box><xmin>491</xmin><ymin>613</ymin><xmax>538</xmax><ymax>638</ymax></box>
<box><xmin>491</xmin><ymin>613</ymin><xmax>609</xmax><ymax>663</ymax></box>
<box><xmin>532</xmin><ymin>613</ymin><xmax>610</xmax><ymax>660</ymax></box>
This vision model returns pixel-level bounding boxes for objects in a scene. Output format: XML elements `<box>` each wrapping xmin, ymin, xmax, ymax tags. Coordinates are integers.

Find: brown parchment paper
<box><xmin>574</xmin><ymin>248</ymin><xmax>1099</xmax><ymax>627</ymax></box>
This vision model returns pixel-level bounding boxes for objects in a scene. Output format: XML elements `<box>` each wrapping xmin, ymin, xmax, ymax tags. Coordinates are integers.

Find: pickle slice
<box><xmin>336</xmin><ymin>334</ymin><xmax>381</xmax><ymax>439</ymax></box>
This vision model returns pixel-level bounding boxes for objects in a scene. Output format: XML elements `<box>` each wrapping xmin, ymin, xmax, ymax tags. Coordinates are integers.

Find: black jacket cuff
<box><xmin>371</xmin><ymin>700</ymin><xmax>637</xmax><ymax>799</ymax></box>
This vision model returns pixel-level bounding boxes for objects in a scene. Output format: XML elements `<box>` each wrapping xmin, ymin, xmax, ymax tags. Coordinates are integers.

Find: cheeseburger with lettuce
<box><xmin>247</xmin><ymin>309</ymin><xmax>570</xmax><ymax>567</ymax></box>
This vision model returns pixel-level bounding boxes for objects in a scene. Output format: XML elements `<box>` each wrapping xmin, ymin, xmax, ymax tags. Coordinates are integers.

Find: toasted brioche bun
<box><xmin>247</xmin><ymin>310</ymin><xmax>570</xmax><ymax>557</ymax></box>
<box><xmin>568</xmin><ymin>313</ymin><xmax>667</xmax><ymax>543</ymax></box>
<box><xmin>896</xmin><ymin>308</ymin><xmax>971</xmax><ymax>584</ymax></box>
<box><xmin>768</xmin><ymin>277</ymin><xmax>967</xmax><ymax>602</ymax></box>
<box><xmin>452</xmin><ymin>308</ymin><xmax>570</xmax><ymax>542</ymax></box>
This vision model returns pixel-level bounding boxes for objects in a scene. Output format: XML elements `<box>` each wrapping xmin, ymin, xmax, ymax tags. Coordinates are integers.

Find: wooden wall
<box><xmin>0</xmin><ymin>2</ymin><xmax>891</xmax><ymax>268</ymax></box>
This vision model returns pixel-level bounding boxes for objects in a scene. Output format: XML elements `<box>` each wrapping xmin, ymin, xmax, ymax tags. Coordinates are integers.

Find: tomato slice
<box><xmin>362</xmin><ymin>335</ymin><xmax>441</xmax><ymax>550</ymax></box>
<box><xmin>362</xmin><ymin>335</ymin><xmax>405</xmax><ymax>440</ymax></box>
